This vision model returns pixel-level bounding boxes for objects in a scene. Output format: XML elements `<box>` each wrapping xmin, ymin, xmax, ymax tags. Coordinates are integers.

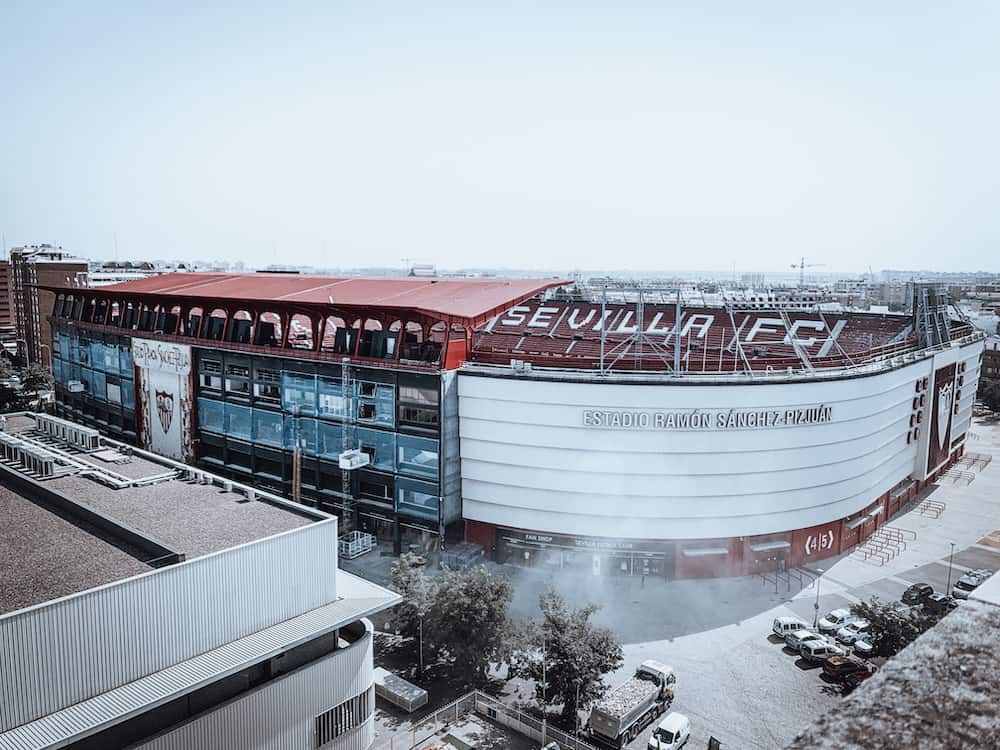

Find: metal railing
<box><xmin>372</xmin><ymin>691</ymin><xmax>599</xmax><ymax>750</ymax></box>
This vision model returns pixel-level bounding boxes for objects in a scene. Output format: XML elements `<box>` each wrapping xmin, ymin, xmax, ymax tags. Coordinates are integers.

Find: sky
<box><xmin>1</xmin><ymin>1</ymin><xmax>999</xmax><ymax>274</ymax></box>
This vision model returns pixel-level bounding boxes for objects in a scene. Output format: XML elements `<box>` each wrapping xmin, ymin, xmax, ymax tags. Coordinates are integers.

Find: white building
<box><xmin>0</xmin><ymin>413</ymin><xmax>398</xmax><ymax>750</ymax></box>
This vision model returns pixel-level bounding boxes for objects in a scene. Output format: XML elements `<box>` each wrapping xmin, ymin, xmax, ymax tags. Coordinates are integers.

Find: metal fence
<box><xmin>372</xmin><ymin>690</ymin><xmax>599</xmax><ymax>750</ymax></box>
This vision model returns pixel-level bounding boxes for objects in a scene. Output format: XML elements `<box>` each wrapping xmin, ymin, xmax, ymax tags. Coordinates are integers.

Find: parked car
<box><xmin>822</xmin><ymin>655</ymin><xmax>868</xmax><ymax>679</ymax></box>
<box><xmin>836</xmin><ymin>619</ymin><xmax>870</xmax><ymax>645</ymax></box>
<box><xmin>648</xmin><ymin>712</ymin><xmax>691</xmax><ymax>750</ymax></box>
<box><xmin>784</xmin><ymin>628</ymin><xmax>824</xmax><ymax>651</ymax></box>
<box><xmin>953</xmin><ymin>569</ymin><xmax>993</xmax><ymax>600</ymax></box>
<box><xmin>923</xmin><ymin>592</ymin><xmax>958</xmax><ymax>614</ymax></box>
<box><xmin>843</xmin><ymin>665</ymin><xmax>877</xmax><ymax>691</ymax></box>
<box><xmin>772</xmin><ymin>616</ymin><xmax>810</xmax><ymax>639</ymax></box>
<box><xmin>853</xmin><ymin>637</ymin><xmax>875</xmax><ymax>657</ymax></box>
<box><xmin>818</xmin><ymin>609</ymin><xmax>857</xmax><ymax>634</ymax></box>
<box><xmin>901</xmin><ymin>582</ymin><xmax>934</xmax><ymax>605</ymax></box>
<box><xmin>800</xmin><ymin>640</ymin><xmax>847</xmax><ymax>663</ymax></box>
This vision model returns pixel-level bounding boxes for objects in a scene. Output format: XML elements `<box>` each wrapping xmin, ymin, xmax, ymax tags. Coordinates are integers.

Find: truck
<box><xmin>588</xmin><ymin>660</ymin><xmax>676</xmax><ymax>747</ymax></box>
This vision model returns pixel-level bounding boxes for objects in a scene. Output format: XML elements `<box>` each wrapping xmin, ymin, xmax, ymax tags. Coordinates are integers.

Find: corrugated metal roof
<box><xmin>0</xmin><ymin>575</ymin><xmax>399</xmax><ymax>750</ymax></box>
<box><xmin>85</xmin><ymin>272</ymin><xmax>569</xmax><ymax>324</ymax></box>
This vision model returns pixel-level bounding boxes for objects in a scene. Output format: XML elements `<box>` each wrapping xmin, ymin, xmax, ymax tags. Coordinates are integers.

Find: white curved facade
<box><xmin>459</xmin><ymin>341</ymin><xmax>982</xmax><ymax>544</ymax></box>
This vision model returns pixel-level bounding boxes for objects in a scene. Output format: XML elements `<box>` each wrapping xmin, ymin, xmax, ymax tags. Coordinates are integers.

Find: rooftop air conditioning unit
<box><xmin>339</xmin><ymin>448</ymin><xmax>370</xmax><ymax>471</ymax></box>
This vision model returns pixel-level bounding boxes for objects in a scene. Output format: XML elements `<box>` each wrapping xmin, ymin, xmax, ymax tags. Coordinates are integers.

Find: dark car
<box><xmin>822</xmin><ymin>655</ymin><xmax>868</xmax><ymax>680</ymax></box>
<box><xmin>923</xmin><ymin>592</ymin><xmax>958</xmax><ymax>615</ymax></box>
<box><xmin>901</xmin><ymin>582</ymin><xmax>934</xmax><ymax>605</ymax></box>
<box><xmin>843</xmin><ymin>665</ymin><xmax>877</xmax><ymax>691</ymax></box>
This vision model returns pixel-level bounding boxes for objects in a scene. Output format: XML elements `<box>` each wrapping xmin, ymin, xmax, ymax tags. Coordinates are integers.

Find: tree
<box><xmin>850</xmin><ymin>597</ymin><xmax>939</xmax><ymax>658</ymax></box>
<box><xmin>388</xmin><ymin>552</ymin><xmax>435</xmax><ymax>640</ymax></box>
<box><xmin>388</xmin><ymin>553</ymin><xmax>435</xmax><ymax>677</ymax></box>
<box><xmin>425</xmin><ymin>566</ymin><xmax>513</xmax><ymax>685</ymax></box>
<box><xmin>510</xmin><ymin>589</ymin><xmax>624</xmax><ymax>728</ymax></box>
<box><xmin>20</xmin><ymin>364</ymin><xmax>53</xmax><ymax>393</ymax></box>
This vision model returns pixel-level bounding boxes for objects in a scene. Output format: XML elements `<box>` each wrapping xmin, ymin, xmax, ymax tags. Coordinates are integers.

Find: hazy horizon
<box><xmin>3</xmin><ymin>2</ymin><xmax>999</xmax><ymax>274</ymax></box>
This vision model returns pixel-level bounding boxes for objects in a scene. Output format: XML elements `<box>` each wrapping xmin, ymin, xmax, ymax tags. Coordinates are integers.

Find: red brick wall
<box><xmin>465</xmin><ymin>519</ymin><xmax>496</xmax><ymax>548</ymax></box>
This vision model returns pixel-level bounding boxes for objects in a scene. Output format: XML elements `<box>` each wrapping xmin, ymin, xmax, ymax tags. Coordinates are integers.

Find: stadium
<box><xmin>43</xmin><ymin>275</ymin><xmax>985</xmax><ymax>579</ymax></box>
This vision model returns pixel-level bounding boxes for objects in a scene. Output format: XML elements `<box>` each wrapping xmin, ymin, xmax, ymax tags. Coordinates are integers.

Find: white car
<box><xmin>836</xmin><ymin>619</ymin><xmax>870</xmax><ymax>645</ymax></box>
<box><xmin>818</xmin><ymin>608</ymin><xmax>857</xmax><ymax>634</ymax></box>
<box><xmin>648</xmin><ymin>712</ymin><xmax>690</xmax><ymax>750</ymax></box>
<box><xmin>853</xmin><ymin>637</ymin><xmax>875</xmax><ymax>657</ymax></box>
<box><xmin>785</xmin><ymin>628</ymin><xmax>824</xmax><ymax>651</ymax></box>
<box><xmin>952</xmin><ymin>569</ymin><xmax>992</xmax><ymax>600</ymax></box>
<box><xmin>773</xmin><ymin>616</ymin><xmax>810</xmax><ymax>638</ymax></box>
<box><xmin>800</xmin><ymin>640</ymin><xmax>846</xmax><ymax>663</ymax></box>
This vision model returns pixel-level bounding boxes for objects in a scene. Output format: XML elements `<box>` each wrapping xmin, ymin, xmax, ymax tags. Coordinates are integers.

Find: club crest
<box><xmin>155</xmin><ymin>390</ymin><xmax>174</xmax><ymax>435</ymax></box>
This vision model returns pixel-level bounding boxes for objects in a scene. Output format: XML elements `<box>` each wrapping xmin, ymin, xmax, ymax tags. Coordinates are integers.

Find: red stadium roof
<box><xmin>68</xmin><ymin>272</ymin><xmax>570</xmax><ymax>326</ymax></box>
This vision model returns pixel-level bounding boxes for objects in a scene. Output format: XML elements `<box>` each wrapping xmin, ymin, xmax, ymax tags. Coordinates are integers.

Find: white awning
<box><xmin>681</xmin><ymin>546</ymin><xmax>728</xmax><ymax>558</ymax></box>
<box><xmin>845</xmin><ymin>516</ymin><xmax>867</xmax><ymax>529</ymax></box>
<box><xmin>750</xmin><ymin>540</ymin><xmax>792</xmax><ymax>553</ymax></box>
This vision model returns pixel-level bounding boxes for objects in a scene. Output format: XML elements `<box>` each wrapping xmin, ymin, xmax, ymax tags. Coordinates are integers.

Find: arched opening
<box><xmin>399</xmin><ymin>321</ymin><xmax>425</xmax><ymax>361</ymax></box>
<box><xmin>227</xmin><ymin>309</ymin><xmax>254</xmax><ymax>344</ymax></box>
<box><xmin>187</xmin><ymin>306</ymin><xmax>204</xmax><ymax>337</ymax></box>
<box><xmin>320</xmin><ymin>316</ymin><xmax>348</xmax><ymax>353</ymax></box>
<box><xmin>357</xmin><ymin>318</ymin><xmax>385</xmax><ymax>358</ymax></box>
<box><xmin>386</xmin><ymin>320</ymin><xmax>403</xmax><ymax>359</ymax></box>
<box><xmin>109</xmin><ymin>301</ymin><xmax>121</xmax><ymax>326</ymax></box>
<box><xmin>203</xmin><ymin>308</ymin><xmax>228</xmax><ymax>341</ymax></box>
<box><xmin>255</xmin><ymin>311</ymin><xmax>282</xmax><ymax>347</ymax></box>
<box><xmin>287</xmin><ymin>313</ymin><xmax>314</xmax><ymax>350</ymax></box>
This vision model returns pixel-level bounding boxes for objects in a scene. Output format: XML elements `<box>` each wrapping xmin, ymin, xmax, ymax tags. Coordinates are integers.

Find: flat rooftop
<box><xmin>0</xmin><ymin>488</ymin><xmax>150</xmax><ymax>614</ymax></box>
<box><xmin>0</xmin><ymin>414</ymin><xmax>320</xmax><ymax>615</ymax></box>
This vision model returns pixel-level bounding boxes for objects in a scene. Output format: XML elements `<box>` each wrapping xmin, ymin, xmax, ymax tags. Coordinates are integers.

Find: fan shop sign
<box><xmin>582</xmin><ymin>405</ymin><xmax>833</xmax><ymax>431</ymax></box>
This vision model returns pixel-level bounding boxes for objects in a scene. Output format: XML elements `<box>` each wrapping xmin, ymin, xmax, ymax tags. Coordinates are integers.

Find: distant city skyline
<box><xmin>2</xmin><ymin>2</ymin><xmax>999</xmax><ymax>273</ymax></box>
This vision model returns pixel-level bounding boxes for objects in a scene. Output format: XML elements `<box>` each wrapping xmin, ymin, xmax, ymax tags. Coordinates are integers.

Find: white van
<box><xmin>648</xmin><ymin>712</ymin><xmax>690</xmax><ymax>749</ymax></box>
<box><xmin>772</xmin><ymin>616</ymin><xmax>809</xmax><ymax>638</ymax></box>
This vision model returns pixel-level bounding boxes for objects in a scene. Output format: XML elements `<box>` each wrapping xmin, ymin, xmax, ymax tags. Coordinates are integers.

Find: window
<box><xmin>225</xmin><ymin>403</ymin><xmax>253</xmax><ymax>440</ymax></box>
<box><xmin>200</xmin><ymin>359</ymin><xmax>222</xmax><ymax>391</ymax></box>
<box><xmin>396</xmin><ymin>477</ymin><xmax>439</xmax><ymax>521</ymax></box>
<box><xmin>283</xmin><ymin>416</ymin><xmax>318</xmax><ymax>455</ymax></box>
<box><xmin>399</xmin><ymin>405</ymin><xmax>439</xmax><ymax>429</ymax></box>
<box><xmin>225</xmin><ymin>364</ymin><xmax>251</xmax><ymax>396</ymax></box>
<box><xmin>399</xmin><ymin>384</ymin><xmax>438</xmax><ymax>406</ymax></box>
<box><xmin>107</xmin><ymin>379</ymin><xmax>122</xmax><ymax>405</ymax></box>
<box><xmin>356</xmin><ymin>427</ymin><xmax>396</xmax><ymax>472</ymax></box>
<box><xmin>315</xmin><ymin>690</ymin><xmax>371</xmax><ymax>745</ymax></box>
<box><xmin>317</xmin><ymin>421</ymin><xmax>344</xmax><ymax>459</ymax></box>
<box><xmin>253</xmin><ymin>409</ymin><xmax>284</xmax><ymax>446</ymax></box>
<box><xmin>119</xmin><ymin>344</ymin><xmax>133</xmax><ymax>374</ymax></box>
<box><xmin>121</xmin><ymin>380</ymin><xmax>135</xmax><ymax>410</ymax></box>
<box><xmin>254</xmin><ymin>369</ymin><xmax>281</xmax><ymax>403</ymax></box>
<box><xmin>397</xmin><ymin>435</ymin><xmax>439</xmax><ymax>480</ymax></box>
<box><xmin>281</xmin><ymin>371</ymin><xmax>317</xmax><ymax>415</ymax></box>
<box><xmin>317</xmin><ymin>377</ymin><xmax>348</xmax><ymax>420</ymax></box>
<box><xmin>198</xmin><ymin>398</ymin><xmax>225</xmax><ymax>433</ymax></box>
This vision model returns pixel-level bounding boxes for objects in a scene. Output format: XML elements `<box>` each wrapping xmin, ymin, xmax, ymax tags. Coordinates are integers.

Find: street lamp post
<box><xmin>813</xmin><ymin>574</ymin><xmax>822</xmax><ymax>629</ymax></box>
<box><xmin>947</xmin><ymin>542</ymin><xmax>956</xmax><ymax>591</ymax></box>
<box><xmin>541</xmin><ymin>635</ymin><xmax>547</xmax><ymax>747</ymax></box>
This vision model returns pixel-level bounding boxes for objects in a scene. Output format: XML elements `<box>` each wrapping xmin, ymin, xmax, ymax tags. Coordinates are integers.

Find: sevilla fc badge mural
<box><xmin>156</xmin><ymin>390</ymin><xmax>175</xmax><ymax>435</ymax></box>
<box><xmin>927</xmin><ymin>363</ymin><xmax>956</xmax><ymax>473</ymax></box>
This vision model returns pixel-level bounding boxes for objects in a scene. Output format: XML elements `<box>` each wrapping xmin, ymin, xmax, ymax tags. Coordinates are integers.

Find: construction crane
<box><xmin>790</xmin><ymin>257</ymin><xmax>825</xmax><ymax>288</ymax></box>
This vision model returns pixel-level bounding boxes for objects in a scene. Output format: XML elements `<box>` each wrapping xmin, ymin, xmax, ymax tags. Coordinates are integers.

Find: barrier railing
<box><xmin>372</xmin><ymin>691</ymin><xmax>599</xmax><ymax>750</ymax></box>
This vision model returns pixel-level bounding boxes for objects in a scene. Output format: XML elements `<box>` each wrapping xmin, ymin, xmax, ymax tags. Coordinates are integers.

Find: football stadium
<box><xmin>43</xmin><ymin>275</ymin><xmax>984</xmax><ymax>578</ymax></box>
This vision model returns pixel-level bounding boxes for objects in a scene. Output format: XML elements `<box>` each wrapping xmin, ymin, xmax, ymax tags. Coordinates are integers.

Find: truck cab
<box><xmin>640</xmin><ymin>660</ymin><xmax>676</xmax><ymax>702</ymax></box>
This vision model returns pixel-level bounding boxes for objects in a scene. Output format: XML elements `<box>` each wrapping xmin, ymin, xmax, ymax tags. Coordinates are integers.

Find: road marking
<box><xmin>887</xmin><ymin>575</ymin><xmax>914</xmax><ymax>588</ymax></box>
